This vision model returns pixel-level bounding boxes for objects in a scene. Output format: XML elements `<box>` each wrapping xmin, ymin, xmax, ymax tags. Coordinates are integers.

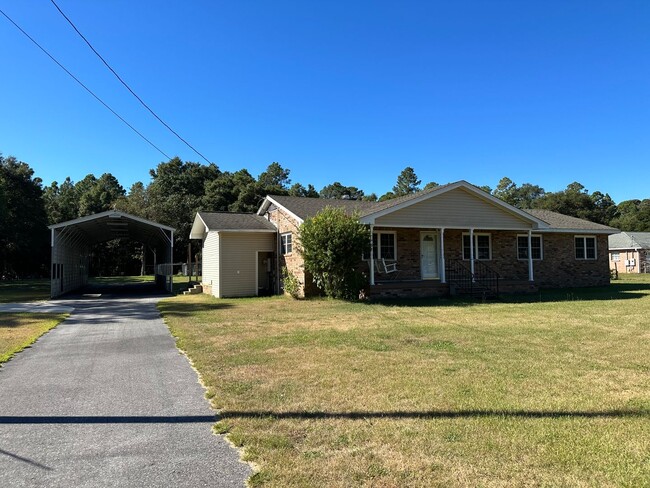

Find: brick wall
<box><xmin>371</xmin><ymin>227</ymin><xmax>610</xmax><ymax>289</ymax></box>
<box><xmin>266</xmin><ymin>207</ymin><xmax>320</xmax><ymax>297</ymax></box>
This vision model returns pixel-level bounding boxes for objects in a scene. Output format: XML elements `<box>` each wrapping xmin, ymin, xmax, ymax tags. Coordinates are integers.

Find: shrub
<box><xmin>281</xmin><ymin>266</ymin><xmax>301</xmax><ymax>298</ymax></box>
<box><xmin>299</xmin><ymin>207</ymin><xmax>370</xmax><ymax>299</ymax></box>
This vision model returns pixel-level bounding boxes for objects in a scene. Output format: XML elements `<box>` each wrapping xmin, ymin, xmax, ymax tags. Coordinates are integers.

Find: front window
<box><xmin>281</xmin><ymin>233</ymin><xmax>292</xmax><ymax>255</ymax></box>
<box><xmin>463</xmin><ymin>233</ymin><xmax>491</xmax><ymax>260</ymax></box>
<box><xmin>611</xmin><ymin>252</ymin><xmax>620</xmax><ymax>262</ymax></box>
<box><xmin>517</xmin><ymin>235</ymin><xmax>543</xmax><ymax>260</ymax></box>
<box><xmin>575</xmin><ymin>236</ymin><xmax>596</xmax><ymax>260</ymax></box>
<box><xmin>364</xmin><ymin>232</ymin><xmax>396</xmax><ymax>260</ymax></box>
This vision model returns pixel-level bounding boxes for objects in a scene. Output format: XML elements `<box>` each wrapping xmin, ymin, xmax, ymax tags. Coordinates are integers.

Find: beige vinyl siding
<box><xmin>219</xmin><ymin>232</ymin><xmax>276</xmax><ymax>297</ymax></box>
<box><xmin>202</xmin><ymin>231</ymin><xmax>221</xmax><ymax>297</ymax></box>
<box><xmin>375</xmin><ymin>187</ymin><xmax>533</xmax><ymax>229</ymax></box>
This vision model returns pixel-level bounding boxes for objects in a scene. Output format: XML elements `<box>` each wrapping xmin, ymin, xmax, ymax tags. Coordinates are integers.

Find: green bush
<box><xmin>281</xmin><ymin>267</ymin><xmax>301</xmax><ymax>298</ymax></box>
<box><xmin>299</xmin><ymin>207</ymin><xmax>370</xmax><ymax>299</ymax></box>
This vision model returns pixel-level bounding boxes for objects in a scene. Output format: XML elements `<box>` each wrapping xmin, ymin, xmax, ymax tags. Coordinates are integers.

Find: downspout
<box><xmin>50</xmin><ymin>228</ymin><xmax>55</xmax><ymax>299</ymax></box>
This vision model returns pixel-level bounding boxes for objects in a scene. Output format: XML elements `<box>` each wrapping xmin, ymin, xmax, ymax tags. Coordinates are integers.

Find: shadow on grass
<box><xmin>366</xmin><ymin>281</ymin><xmax>650</xmax><ymax>308</ymax></box>
<box><xmin>158</xmin><ymin>301</ymin><xmax>233</xmax><ymax>317</ymax></box>
<box><xmin>0</xmin><ymin>280</ymin><xmax>50</xmax><ymax>304</ymax></box>
<box><xmin>221</xmin><ymin>409</ymin><xmax>649</xmax><ymax>420</ymax></box>
<box><xmin>0</xmin><ymin>415</ymin><xmax>216</xmax><ymax>424</ymax></box>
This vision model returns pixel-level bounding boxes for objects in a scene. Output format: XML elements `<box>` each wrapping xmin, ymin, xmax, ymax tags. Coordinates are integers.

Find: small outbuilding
<box><xmin>189</xmin><ymin>212</ymin><xmax>278</xmax><ymax>298</ymax></box>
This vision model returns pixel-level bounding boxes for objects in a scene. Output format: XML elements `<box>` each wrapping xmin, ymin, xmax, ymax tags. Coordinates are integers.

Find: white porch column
<box><xmin>369</xmin><ymin>225</ymin><xmax>375</xmax><ymax>286</ymax></box>
<box><xmin>528</xmin><ymin>229</ymin><xmax>534</xmax><ymax>282</ymax></box>
<box><xmin>469</xmin><ymin>228</ymin><xmax>475</xmax><ymax>279</ymax></box>
<box><xmin>440</xmin><ymin>228</ymin><xmax>446</xmax><ymax>283</ymax></box>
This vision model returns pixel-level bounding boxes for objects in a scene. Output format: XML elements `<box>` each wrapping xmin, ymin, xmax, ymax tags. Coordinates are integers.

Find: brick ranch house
<box><xmin>190</xmin><ymin>181</ymin><xmax>618</xmax><ymax>298</ymax></box>
<box><xmin>608</xmin><ymin>232</ymin><xmax>650</xmax><ymax>274</ymax></box>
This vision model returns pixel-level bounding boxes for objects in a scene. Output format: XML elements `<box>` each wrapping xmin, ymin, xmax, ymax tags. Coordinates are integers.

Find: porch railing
<box><xmin>445</xmin><ymin>259</ymin><xmax>500</xmax><ymax>298</ymax></box>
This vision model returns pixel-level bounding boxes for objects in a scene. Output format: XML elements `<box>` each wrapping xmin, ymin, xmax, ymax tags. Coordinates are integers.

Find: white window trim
<box><xmin>365</xmin><ymin>231</ymin><xmax>397</xmax><ymax>260</ymax></box>
<box><xmin>462</xmin><ymin>232</ymin><xmax>492</xmax><ymax>261</ymax></box>
<box><xmin>575</xmin><ymin>235</ymin><xmax>597</xmax><ymax>260</ymax></box>
<box><xmin>281</xmin><ymin>232</ymin><xmax>293</xmax><ymax>255</ymax></box>
<box><xmin>517</xmin><ymin>234</ymin><xmax>543</xmax><ymax>261</ymax></box>
<box><xmin>611</xmin><ymin>252</ymin><xmax>620</xmax><ymax>262</ymax></box>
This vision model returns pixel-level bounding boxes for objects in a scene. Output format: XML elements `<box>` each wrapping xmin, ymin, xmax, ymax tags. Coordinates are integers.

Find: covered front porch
<box><xmin>364</xmin><ymin>227</ymin><xmax>540</xmax><ymax>299</ymax></box>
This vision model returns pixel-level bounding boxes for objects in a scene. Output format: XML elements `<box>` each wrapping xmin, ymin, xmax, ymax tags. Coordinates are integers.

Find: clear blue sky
<box><xmin>1</xmin><ymin>0</ymin><xmax>648</xmax><ymax>202</ymax></box>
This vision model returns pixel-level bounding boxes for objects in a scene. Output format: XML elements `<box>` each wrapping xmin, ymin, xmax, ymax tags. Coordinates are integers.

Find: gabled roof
<box><xmin>255</xmin><ymin>181</ymin><xmax>617</xmax><ymax>234</ymax></box>
<box><xmin>523</xmin><ymin>209</ymin><xmax>618</xmax><ymax>234</ymax></box>
<box><xmin>48</xmin><ymin>210</ymin><xmax>175</xmax><ymax>246</ymax></box>
<box><xmin>258</xmin><ymin>195</ymin><xmax>376</xmax><ymax>222</ymax></box>
<box><xmin>608</xmin><ymin>231</ymin><xmax>650</xmax><ymax>250</ymax></box>
<box><xmin>357</xmin><ymin>181</ymin><xmax>549</xmax><ymax>227</ymax></box>
<box><xmin>190</xmin><ymin>211</ymin><xmax>276</xmax><ymax>239</ymax></box>
<box><xmin>260</xmin><ymin>181</ymin><xmax>548</xmax><ymax>228</ymax></box>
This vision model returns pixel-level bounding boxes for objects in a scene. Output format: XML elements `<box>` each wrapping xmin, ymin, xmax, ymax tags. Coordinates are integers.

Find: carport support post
<box><xmin>169</xmin><ymin>230</ymin><xmax>174</xmax><ymax>293</ymax></box>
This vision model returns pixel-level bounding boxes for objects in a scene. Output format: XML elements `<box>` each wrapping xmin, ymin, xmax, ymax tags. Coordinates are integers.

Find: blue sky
<box><xmin>1</xmin><ymin>1</ymin><xmax>648</xmax><ymax>202</ymax></box>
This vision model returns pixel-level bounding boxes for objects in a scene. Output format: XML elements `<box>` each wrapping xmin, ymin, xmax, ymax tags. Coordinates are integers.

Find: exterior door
<box><xmin>420</xmin><ymin>232</ymin><xmax>439</xmax><ymax>279</ymax></box>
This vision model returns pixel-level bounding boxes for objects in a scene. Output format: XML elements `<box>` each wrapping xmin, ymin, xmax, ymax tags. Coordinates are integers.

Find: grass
<box><xmin>0</xmin><ymin>279</ymin><xmax>50</xmax><ymax>303</ymax></box>
<box><xmin>0</xmin><ymin>313</ymin><xmax>68</xmax><ymax>364</ymax></box>
<box><xmin>159</xmin><ymin>275</ymin><xmax>650</xmax><ymax>487</ymax></box>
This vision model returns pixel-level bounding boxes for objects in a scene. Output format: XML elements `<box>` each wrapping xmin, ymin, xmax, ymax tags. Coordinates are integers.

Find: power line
<box><xmin>50</xmin><ymin>0</ymin><xmax>213</xmax><ymax>165</ymax></box>
<box><xmin>0</xmin><ymin>8</ymin><xmax>171</xmax><ymax>160</ymax></box>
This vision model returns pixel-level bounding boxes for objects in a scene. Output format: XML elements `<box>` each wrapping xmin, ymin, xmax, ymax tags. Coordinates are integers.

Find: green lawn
<box><xmin>0</xmin><ymin>313</ymin><xmax>68</xmax><ymax>364</ymax></box>
<box><xmin>159</xmin><ymin>276</ymin><xmax>650</xmax><ymax>487</ymax></box>
<box><xmin>0</xmin><ymin>279</ymin><xmax>50</xmax><ymax>303</ymax></box>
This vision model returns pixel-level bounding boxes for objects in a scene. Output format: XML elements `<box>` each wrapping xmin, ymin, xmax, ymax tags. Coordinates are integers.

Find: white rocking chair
<box><xmin>375</xmin><ymin>258</ymin><xmax>399</xmax><ymax>279</ymax></box>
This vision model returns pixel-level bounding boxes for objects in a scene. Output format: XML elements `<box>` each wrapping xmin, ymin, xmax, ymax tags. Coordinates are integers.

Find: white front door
<box><xmin>420</xmin><ymin>232</ymin><xmax>439</xmax><ymax>279</ymax></box>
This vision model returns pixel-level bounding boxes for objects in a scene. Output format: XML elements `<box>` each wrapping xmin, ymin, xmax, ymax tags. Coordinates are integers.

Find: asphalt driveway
<box><xmin>0</xmin><ymin>293</ymin><xmax>251</xmax><ymax>487</ymax></box>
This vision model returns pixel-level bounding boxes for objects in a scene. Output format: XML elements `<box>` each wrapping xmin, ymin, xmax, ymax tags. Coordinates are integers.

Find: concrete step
<box><xmin>182</xmin><ymin>284</ymin><xmax>203</xmax><ymax>295</ymax></box>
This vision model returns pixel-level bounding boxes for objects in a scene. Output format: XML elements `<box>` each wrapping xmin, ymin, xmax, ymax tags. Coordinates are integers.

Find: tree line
<box><xmin>1</xmin><ymin>153</ymin><xmax>648</xmax><ymax>278</ymax></box>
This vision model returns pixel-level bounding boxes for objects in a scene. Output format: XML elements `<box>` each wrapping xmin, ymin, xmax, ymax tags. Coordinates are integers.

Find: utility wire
<box><xmin>50</xmin><ymin>0</ymin><xmax>213</xmax><ymax>165</ymax></box>
<box><xmin>0</xmin><ymin>8</ymin><xmax>171</xmax><ymax>160</ymax></box>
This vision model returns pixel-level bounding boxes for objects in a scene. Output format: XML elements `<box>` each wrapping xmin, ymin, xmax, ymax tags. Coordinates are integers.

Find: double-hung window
<box><xmin>517</xmin><ymin>235</ymin><xmax>543</xmax><ymax>260</ymax></box>
<box><xmin>611</xmin><ymin>252</ymin><xmax>620</xmax><ymax>262</ymax></box>
<box><xmin>281</xmin><ymin>233</ymin><xmax>293</xmax><ymax>255</ymax></box>
<box><xmin>365</xmin><ymin>232</ymin><xmax>396</xmax><ymax>260</ymax></box>
<box><xmin>575</xmin><ymin>236</ymin><xmax>596</xmax><ymax>260</ymax></box>
<box><xmin>462</xmin><ymin>233</ymin><xmax>491</xmax><ymax>260</ymax></box>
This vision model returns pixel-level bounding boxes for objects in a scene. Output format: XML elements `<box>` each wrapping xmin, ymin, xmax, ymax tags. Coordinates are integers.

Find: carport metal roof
<box><xmin>48</xmin><ymin>210</ymin><xmax>175</xmax><ymax>246</ymax></box>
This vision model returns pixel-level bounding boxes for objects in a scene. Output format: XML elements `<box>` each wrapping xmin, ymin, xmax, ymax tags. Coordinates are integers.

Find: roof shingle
<box><xmin>198</xmin><ymin>212</ymin><xmax>276</xmax><ymax>231</ymax></box>
<box><xmin>609</xmin><ymin>231</ymin><xmax>650</xmax><ymax>249</ymax></box>
<box><xmin>522</xmin><ymin>209</ymin><xmax>618</xmax><ymax>232</ymax></box>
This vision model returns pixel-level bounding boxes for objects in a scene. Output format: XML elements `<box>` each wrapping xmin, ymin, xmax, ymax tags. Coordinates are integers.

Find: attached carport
<box><xmin>48</xmin><ymin>210</ymin><xmax>175</xmax><ymax>298</ymax></box>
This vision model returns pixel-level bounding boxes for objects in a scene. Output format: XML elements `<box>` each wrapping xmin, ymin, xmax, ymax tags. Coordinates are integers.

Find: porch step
<box><xmin>182</xmin><ymin>284</ymin><xmax>203</xmax><ymax>295</ymax></box>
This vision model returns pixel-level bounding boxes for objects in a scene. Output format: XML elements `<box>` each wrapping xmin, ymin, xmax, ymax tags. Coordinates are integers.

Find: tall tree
<box><xmin>289</xmin><ymin>183</ymin><xmax>319</xmax><ymax>198</ymax></box>
<box><xmin>78</xmin><ymin>173</ymin><xmax>125</xmax><ymax>216</ymax></box>
<box><xmin>610</xmin><ymin>199</ymin><xmax>650</xmax><ymax>231</ymax></box>
<box><xmin>320</xmin><ymin>182</ymin><xmax>364</xmax><ymax>200</ymax></box>
<box><xmin>492</xmin><ymin>177</ymin><xmax>545</xmax><ymax>208</ymax></box>
<box><xmin>257</xmin><ymin>162</ymin><xmax>291</xmax><ymax>195</ymax></box>
<box><xmin>393</xmin><ymin>166</ymin><xmax>421</xmax><ymax>197</ymax></box>
<box><xmin>0</xmin><ymin>155</ymin><xmax>49</xmax><ymax>277</ymax></box>
<box><xmin>147</xmin><ymin>157</ymin><xmax>220</xmax><ymax>259</ymax></box>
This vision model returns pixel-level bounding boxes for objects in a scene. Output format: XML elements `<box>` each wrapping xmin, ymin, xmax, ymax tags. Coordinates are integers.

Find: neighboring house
<box><xmin>191</xmin><ymin>181</ymin><xmax>618</xmax><ymax>299</ymax></box>
<box><xmin>608</xmin><ymin>232</ymin><xmax>650</xmax><ymax>274</ymax></box>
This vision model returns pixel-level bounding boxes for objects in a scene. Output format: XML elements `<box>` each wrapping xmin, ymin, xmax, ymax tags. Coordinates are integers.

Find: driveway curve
<box><xmin>0</xmin><ymin>293</ymin><xmax>251</xmax><ymax>487</ymax></box>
